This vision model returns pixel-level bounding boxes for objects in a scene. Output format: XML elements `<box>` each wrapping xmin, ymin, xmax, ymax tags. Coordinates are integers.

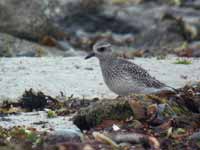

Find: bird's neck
<box><xmin>98</xmin><ymin>55</ymin><xmax>116</xmax><ymax>70</ymax></box>
<box><xmin>98</xmin><ymin>54</ymin><xmax>115</xmax><ymax>62</ymax></box>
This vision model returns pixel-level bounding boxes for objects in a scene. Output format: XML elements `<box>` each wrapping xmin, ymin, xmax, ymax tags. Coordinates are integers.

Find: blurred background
<box><xmin>0</xmin><ymin>0</ymin><xmax>200</xmax><ymax>58</ymax></box>
<box><xmin>1</xmin><ymin>2</ymin><xmax>200</xmax><ymax>150</ymax></box>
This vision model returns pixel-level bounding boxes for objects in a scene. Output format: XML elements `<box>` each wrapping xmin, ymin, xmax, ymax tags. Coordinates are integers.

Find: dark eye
<box><xmin>98</xmin><ymin>47</ymin><xmax>106</xmax><ymax>52</ymax></box>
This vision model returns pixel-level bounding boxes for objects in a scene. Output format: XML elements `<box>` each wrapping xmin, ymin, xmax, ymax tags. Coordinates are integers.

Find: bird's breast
<box><xmin>101</xmin><ymin>67</ymin><xmax>143</xmax><ymax>95</ymax></box>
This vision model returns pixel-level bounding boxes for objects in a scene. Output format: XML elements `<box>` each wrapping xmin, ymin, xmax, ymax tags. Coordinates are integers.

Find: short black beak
<box><xmin>85</xmin><ymin>52</ymin><xmax>95</xmax><ymax>59</ymax></box>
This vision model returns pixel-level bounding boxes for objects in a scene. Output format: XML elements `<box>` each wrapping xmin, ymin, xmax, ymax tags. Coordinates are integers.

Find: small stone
<box><xmin>189</xmin><ymin>131</ymin><xmax>200</xmax><ymax>141</ymax></box>
<box><xmin>83</xmin><ymin>144</ymin><xmax>94</xmax><ymax>150</ymax></box>
<box><xmin>112</xmin><ymin>124</ymin><xmax>120</xmax><ymax>131</ymax></box>
<box><xmin>45</xmin><ymin>128</ymin><xmax>83</xmax><ymax>144</ymax></box>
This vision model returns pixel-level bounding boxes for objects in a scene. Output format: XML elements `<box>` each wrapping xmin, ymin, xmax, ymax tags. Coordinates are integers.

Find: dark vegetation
<box><xmin>0</xmin><ymin>83</ymin><xmax>200</xmax><ymax>150</ymax></box>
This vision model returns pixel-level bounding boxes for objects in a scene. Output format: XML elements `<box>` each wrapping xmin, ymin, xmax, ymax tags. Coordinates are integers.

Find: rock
<box><xmin>184</xmin><ymin>0</ymin><xmax>200</xmax><ymax>9</ymax></box>
<box><xmin>0</xmin><ymin>33</ymin><xmax>53</xmax><ymax>57</ymax></box>
<box><xmin>74</xmin><ymin>84</ymin><xmax>200</xmax><ymax>129</ymax></box>
<box><xmin>0</xmin><ymin>0</ymin><xmax>54</xmax><ymax>40</ymax></box>
<box><xmin>133</xmin><ymin>20</ymin><xmax>184</xmax><ymax>51</ymax></box>
<box><xmin>157</xmin><ymin>0</ymin><xmax>200</xmax><ymax>7</ymax></box>
<box><xmin>73</xmin><ymin>99</ymin><xmax>133</xmax><ymax>130</ymax></box>
<box><xmin>56</xmin><ymin>41</ymin><xmax>74</xmax><ymax>51</ymax></box>
<box><xmin>0</xmin><ymin>0</ymin><xmax>104</xmax><ymax>40</ymax></box>
<box><xmin>0</xmin><ymin>33</ymin><xmax>84</xmax><ymax>57</ymax></box>
<box><xmin>128</xmin><ymin>94</ymin><xmax>191</xmax><ymax>125</ymax></box>
<box><xmin>131</xmin><ymin>4</ymin><xmax>200</xmax><ymax>50</ymax></box>
<box><xmin>58</xmin><ymin>3</ymin><xmax>188</xmax><ymax>51</ymax></box>
<box><xmin>161</xmin><ymin>6</ymin><xmax>200</xmax><ymax>40</ymax></box>
<box><xmin>45</xmin><ymin>128</ymin><xmax>83</xmax><ymax>144</ymax></box>
<box><xmin>189</xmin><ymin>131</ymin><xmax>200</xmax><ymax>141</ymax></box>
<box><xmin>100</xmin><ymin>3</ymin><xmax>200</xmax><ymax>49</ymax></box>
<box><xmin>1</xmin><ymin>0</ymin><xmax>200</xmax><ymax>56</ymax></box>
<box><xmin>108</xmin><ymin>132</ymin><xmax>160</xmax><ymax>149</ymax></box>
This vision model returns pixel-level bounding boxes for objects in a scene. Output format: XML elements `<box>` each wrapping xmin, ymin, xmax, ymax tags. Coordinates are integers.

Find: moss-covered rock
<box><xmin>73</xmin><ymin>83</ymin><xmax>200</xmax><ymax>130</ymax></box>
<box><xmin>73</xmin><ymin>99</ymin><xmax>133</xmax><ymax>130</ymax></box>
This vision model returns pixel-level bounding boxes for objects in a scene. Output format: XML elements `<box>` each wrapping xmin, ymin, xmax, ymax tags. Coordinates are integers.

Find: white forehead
<box><xmin>93</xmin><ymin>41</ymin><xmax>111</xmax><ymax>50</ymax></box>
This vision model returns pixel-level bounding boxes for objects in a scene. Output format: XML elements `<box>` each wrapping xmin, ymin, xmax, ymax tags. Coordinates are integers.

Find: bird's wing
<box><xmin>117</xmin><ymin>59</ymin><xmax>166</xmax><ymax>88</ymax></box>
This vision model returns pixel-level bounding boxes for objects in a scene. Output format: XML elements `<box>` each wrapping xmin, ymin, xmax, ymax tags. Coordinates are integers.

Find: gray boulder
<box><xmin>0</xmin><ymin>33</ymin><xmax>66</xmax><ymax>57</ymax></box>
<box><xmin>0</xmin><ymin>0</ymin><xmax>91</xmax><ymax>40</ymax></box>
<box><xmin>0</xmin><ymin>0</ymin><xmax>53</xmax><ymax>40</ymax></box>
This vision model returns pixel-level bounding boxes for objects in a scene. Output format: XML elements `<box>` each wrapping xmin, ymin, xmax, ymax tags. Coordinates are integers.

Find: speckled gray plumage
<box><xmin>86</xmin><ymin>41</ymin><xmax>173</xmax><ymax>96</ymax></box>
<box><xmin>99</xmin><ymin>56</ymin><xmax>170</xmax><ymax>96</ymax></box>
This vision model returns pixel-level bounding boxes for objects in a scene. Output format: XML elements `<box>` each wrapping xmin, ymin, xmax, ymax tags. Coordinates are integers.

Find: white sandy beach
<box><xmin>0</xmin><ymin>56</ymin><xmax>199</xmax><ymax>101</ymax></box>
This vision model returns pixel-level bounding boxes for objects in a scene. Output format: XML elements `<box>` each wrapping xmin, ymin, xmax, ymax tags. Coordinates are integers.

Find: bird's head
<box><xmin>85</xmin><ymin>40</ymin><xmax>112</xmax><ymax>60</ymax></box>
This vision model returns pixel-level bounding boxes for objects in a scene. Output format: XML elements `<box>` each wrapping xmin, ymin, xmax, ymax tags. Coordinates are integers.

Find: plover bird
<box><xmin>85</xmin><ymin>40</ymin><xmax>175</xmax><ymax>96</ymax></box>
